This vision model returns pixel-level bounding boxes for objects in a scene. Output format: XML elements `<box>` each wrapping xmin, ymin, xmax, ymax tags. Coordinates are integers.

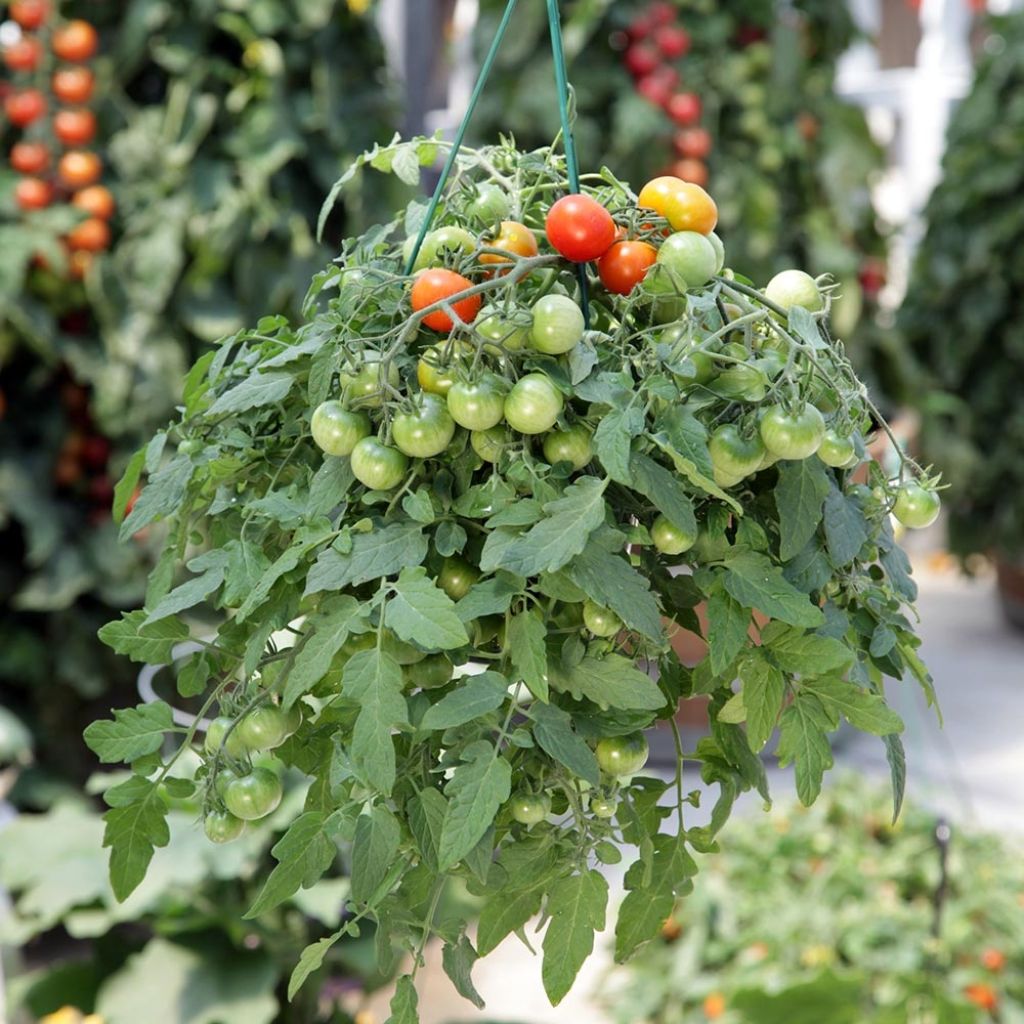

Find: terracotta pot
<box><xmin>996</xmin><ymin>558</ymin><xmax>1024</xmax><ymax>631</ymax></box>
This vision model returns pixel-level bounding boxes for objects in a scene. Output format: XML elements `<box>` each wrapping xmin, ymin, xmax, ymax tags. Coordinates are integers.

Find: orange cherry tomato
<box><xmin>4</xmin><ymin>89</ymin><xmax>47</xmax><ymax>127</ymax></box>
<box><xmin>10</xmin><ymin>0</ymin><xmax>50</xmax><ymax>29</ymax></box>
<box><xmin>52</xmin><ymin>20</ymin><xmax>99</xmax><ymax>62</ymax></box>
<box><xmin>52</xmin><ymin>66</ymin><xmax>95</xmax><ymax>104</ymax></box>
<box><xmin>4</xmin><ymin>36</ymin><xmax>43</xmax><ymax>72</ymax></box>
<box><xmin>411</xmin><ymin>268</ymin><xmax>481</xmax><ymax>333</ymax></box>
<box><xmin>72</xmin><ymin>185</ymin><xmax>115</xmax><ymax>220</ymax></box>
<box><xmin>67</xmin><ymin>217</ymin><xmax>111</xmax><ymax>252</ymax></box>
<box><xmin>703</xmin><ymin>992</ymin><xmax>726</xmax><ymax>1019</ymax></box>
<box><xmin>58</xmin><ymin>150</ymin><xmax>102</xmax><ymax>188</ymax></box>
<box><xmin>964</xmin><ymin>984</ymin><xmax>998</xmax><ymax>1011</ymax></box>
<box><xmin>479</xmin><ymin>220</ymin><xmax>539</xmax><ymax>265</ymax></box>
<box><xmin>15</xmin><ymin>176</ymin><xmax>54</xmax><ymax>210</ymax></box>
<box><xmin>639</xmin><ymin>175</ymin><xmax>717</xmax><ymax>233</ymax></box>
<box><xmin>981</xmin><ymin>949</ymin><xmax>1007</xmax><ymax>972</ymax></box>
<box><xmin>54</xmin><ymin>108</ymin><xmax>97</xmax><ymax>146</ymax></box>
<box><xmin>671</xmin><ymin>158</ymin><xmax>710</xmax><ymax>189</ymax></box>
<box><xmin>10</xmin><ymin>141</ymin><xmax>50</xmax><ymax>175</ymax></box>
<box><xmin>598</xmin><ymin>240</ymin><xmax>657</xmax><ymax>295</ymax></box>
<box><xmin>637</xmin><ymin>175</ymin><xmax>684</xmax><ymax>222</ymax></box>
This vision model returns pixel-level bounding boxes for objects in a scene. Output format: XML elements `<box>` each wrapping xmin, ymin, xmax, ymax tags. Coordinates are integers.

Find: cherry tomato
<box><xmin>72</xmin><ymin>185</ymin><xmax>115</xmax><ymax>220</ymax></box>
<box><xmin>404</xmin><ymin>225</ymin><xmax>475</xmax><ymax>272</ymax></box>
<box><xmin>417</xmin><ymin>343</ymin><xmax>466</xmax><ymax>396</ymax></box>
<box><xmin>340</xmin><ymin>357</ymin><xmax>400</xmax><ymax>408</ymax></box>
<box><xmin>647</xmin><ymin>231</ymin><xmax>717</xmax><ymax>294</ymax></box>
<box><xmin>508</xmin><ymin>792</ymin><xmax>551</xmax><ymax>826</ymax></box>
<box><xmin>963</xmin><ymin>985</ymin><xmax>998</xmax><ymax>1012</ymax></box>
<box><xmin>437</xmin><ymin>556</ymin><xmax>479</xmax><ymax>600</ymax></box>
<box><xmin>236</xmin><ymin>706</ymin><xmax>292</xmax><ymax>751</ymax></box>
<box><xmin>703</xmin><ymin>993</ymin><xmax>727</xmax><ymax>1019</ymax></box>
<box><xmin>543</xmin><ymin>423</ymin><xmax>593</xmax><ymax>470</ymax></box>
<box><xmin>981</xmin><ymin>949</ymin><xmax>1007</xmax><ymax>973</ymax></box>
<box><xmin>765</xmin><ymin>269</ymin><xmax>823</xmax><ymax>313</ymax></box>
<box><xmin>637</xmin><ymin>72</ymin><xmax>675</xmax><ymax>107</ymax></box>
<box><xmin>4</xmin><ymin>36</ymin><xmax>42</xmax><ymax>72</ymax></box>
<box><xmin>204</xmin><ymin>715</ymin><xmax>249</xmax><ymax>759</ymax></box>
<box><xmin>651</xmin><ymin>513</ymin><xmax>697</xmax><ymax>555</ymax></box>
<box><xmin>893</xmin><ymin>481</ymin><xmax>941</xmax><ymax>529</ymax></box>
<box><xmin>671</xmin><ymin>158</ymin><xmax>708</xmax><ymax>188</ymax></box>
<box><xmin>596</xmin><ymin>732</ymin><xmax>649</xmax><ymax>776</ymax></box>
<box><xmin>10</xmin><ymin>0</ymin><xmax>49</xmax><ymax>29</ymax></box>
<box><xmin>624</xmin><ymin>42</ymin><xmax>659</xmax><ymax>77</ymax></box>
<box><xmin>583</xmin><ymin>599</ymin><xmax>622</xmax><ymax>637</ymax></box>
<box><xmin>224</xmin><ymin>767</ymin><xmax>283</xmax><ymax>821</ymax></box>
<box><xmin>714</xmin><ymin>363</ymin><xmax>767</xmax><ymax>403</ymax></box>
<box><xmin>530</xmin><ymin>294</ymin><xmax>584</xmax><ymax>354</ymax></box>
<box><xmin>66</xmin><ymin>217</ymin><xmax>110</xmax><ymax>252</ymax></box>
<box><xmin>598</xmin><ymin>240</ymin><xmax>657</xmax><ymax>295</ymax></box>
<box><xmin>15</xmin><ymin>176</ymin><xmax>54</xmax><ymax>210</ymax></box>
<box><xmin>817</xmin><ymin>429</ymin><xmax>856</xmax><ymax>468</ymax></box>
<box><xmin>392</xmin><ymin>392</ymin><xmax>455</xmax><ymax>458</ymax></box>
<box><xmin>479</xmin><ymin>220</ymin><xmax>538</xmax><ymax>266</ymax></box>
<box><xmin>710</xmin><ymin>423</ymin><xmax>766</xmax><ymax>486</ymax></box>
<box><xmin>4</xmin><ymin>89</ymin><xmax>46</xmax><ymax>127</ymax></box>
<box><xmin>204</xmin><ymin>810</ymin><xmax>246</xmax><ymax>844</ymax></box>
<box><xmin>666</xmin><ymin>91</ymin><xmax>702</xmax><ymax>125</ymax></box>
<box><xmin>590</xmin><ymin>795</ymin><xmax>618</xmax><ymax>819</ymax></box>
<box><xmin>504</xmin><ymin>373</ymin><xmax>563</xmax><ymax>434</ymax></box>
<box><xmin>674</xmin><ymin>127</ymin><xmax>712</xmax><ymax>160</ymax></box>
<box><xmin>406</xmin><ymin>652</ymin><xmax>453</xmax><ymax>690</ymax></box>
<box><xmin>350</xmin><ymin>437</ymin><xmax>408</xmax><ymax>490</ymax></box>
<box><xmin>707</xmin><ymin>231</ymin><xmax>725</xmax><ymax>273</ymax></box>
<box><xmin>58</xmin><ymin>150</ymin><xmax>102</xmax><ymax>189</ymax></box>
<box><xmin>471</xmin><ymin>425</ymin><xmax>508</xmax><ymax>463</ymax></box>
<box><xmin>663</xmin><ymin>182</ymin><xmax>717</xmax><ymax>234</ymax></box>
<box><xmin>311</xmin><ymin>402</ymin><xmax>370</xmax><ymax>456</ymax></box>
<box><xmin>637</xmin><ymin>175</ymin><xmax>682</xmax><ymax>223</ymax></box>
<box><xmin>54</xmin><ymin>108</ymin><xmax>96</xmax><ymax>146</ymax></box>
<box><xmin>655</xmin><ymin>24</ymin><xmax>690</xmax><ymax>58</ymax></box>
<box><xmin>475</xmin><ymin>305</ymin><xmax>529</xmax><ymax>351</ymax></box>
<box><xmin>382</xmin><ymin>632</ymin><xmax>427</xmax><ymax>666</ymax></box>
<box><xmin>467</xmin><ymin>183</ymin><xmax>510</xmax><ymax>225</ymax></box>
<box><xmin>51</xmin><ymin>20</ymin><xmax>99</xmax><ymax>62</ymax></box>
<box><xmin>9</xmin><ymin>141</ymin><xmax>49</xmax><ymax>175</ymax></box>
<box><xmin>759</xmin><ymin>404</ymin><xmax>826</xmax><ymax>460</ymax></box>
<box><xmin>545</xmin><ymin>193</ymin><xmax>616</xmax><ymax>263</ymax></box>
<box><xmin>447</xmin><ymin>376</ymin><xmax>506</xmax><ymax>431</ymax></box>
<box><xmin>52</xmin><ymin>66</ymin><xmax>94</xmax><ymax>104</ymax></box>
<box><xmin>411</xmin><ymin>268</ymin><xmax>481</xmax><ymax>332</ymax></box>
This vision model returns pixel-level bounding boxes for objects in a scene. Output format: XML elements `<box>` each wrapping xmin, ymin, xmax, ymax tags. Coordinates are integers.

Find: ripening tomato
<box><xmin>508</xmin><ymin>792</ymin><xmax>551</xmax><ymax>826</ymax></box>
<box><xmin>311</xmin><ymin>401</ymin><xmax>371</xmax><ymax>456</ymax></box>
<box><xmin>204</xmin><ymin>810</ymin><xmax>246</xmax><ymax>844</ymax></box>
<box><xmin>543</xmin><ymin>423</ymin><xmax>593</xmax><ymax>471</ymax></box>
<box><xmin>545</xmin><ymin>194</ymin><xmax>617</xmax><ymax>262</ymax></box>
<box><xmin>10</xmin><ymin>0</ymin><xmax>49</xmax><ymax>29</ymax></box>
<box><xmin>350</xmin><ymin>437</ymin><xmax>408</xmax><ymax>490</ymax></box>
<box><xmin>4</xmin><ymin>89</ymin><xmax>46</xmax><ymax>127</ymax></box>
<box><xmin>674</xmin><ymin>127</ymin><xmax>712</xmax><ymax>159</ymax></box>
<box><xmin>583</xmin><ymin>599</ymin><xmax>622</xmax><ymax>637</ymax></box>
<box><xmin>52</xmin><ymin>66</ymin><xmax>94</xmax><ymax>104</ymax></box>
<box><xmin>596</xmin><ymin>732</ymin><xmax>649</xmax><ymax>776</ymax></box>
<box><xmin>437</xmin><ymin>556</ymin><xmax>479</xmax><ymax>600</ymax></box>
<box><xmin>66</xmin><ymin>217</ymin><xmax>110</xmax><ymax>252</ymax></box>
<box><xmin>447</xmin><ymin>376</ymin><xmax>506</xmax><ymax>431</ymax></box>
<box><xmin>764</xmin><ymin>269</ymin><xmax>823</xmax><ymax>313</ymax></box>
<box><xmin>58</xmin><ymin>150</ymin><xmax>102</xmax><ymax>188</ymax></box>
<box><xmin>72</xmin><ymin>184</ymin><xmax>115</xmax><ymax>220</ymax></box>
<box><xmin>224</xmin><ymin>767</ymin><xmax>283</xmax><ymax>821</ymax></box>
<box><xmin>651</xmin><ymin>513</ymin><xmax>697</xmax><ymax>555</ymax></box>
<box><xmin>963</xmin><ymin>984</ymin><xmax>998</xmax><ymax>1012</ymax></box>
<box><xmin>480</xmin><ymin>220</ymin><xmax>538</xmax><ymax>265</ymax></box>
<box><xmin>710</xmin><ymin>423</ymin><xmax>766</xmax><ymax>486</ymax></box>
<box><xmin>504</xmin><ymin>373</ymin><xmax>563</xmax><ymax>434</ymax></box>
<box><xmin>530</xmin><ymin>294</ymin><xmax>584</xmax><ymax>354</ymax></box>
<box><xmin>759</xmin><ymin>404</ymin><xmax>826</xmax><ymax>461</ymax></box>
<box><xmin>892</xmin><ymin>481</ymin><xmax>941</xmax><ymax>529</ymax></box>
<box><xmin>598</xmin><ymin>240</ymin><xmax>657</xmax><ymax>294</ymax></box>
<box><xmin>4</xmin><ymin>36</ymin><xmax>43</xmax><ymax>72</ymax></box>
<box><xmin>666</xmin><ymin>91</ymin><xmax>702</xmax><ymax>125</ymax></box>
<box><xmin>411</xmin><ymin>268</ymin><xmax>481</xmax><ymax>332</ymax></box>
<box><xmin>54</xmin><ymin>108</ymin><xmax>96</xmax><ymax>146</ymax></box>
<box><xmin>664</xmin><ymin>181</ymin><xmax>717</xmax><ymax>234</ymax></box>
<box><xmin>392</xmin><ymin>392</ymin><xmax>456</xmax><ymax>458</ymax></box>
<box><xmin>14</xmin><ymin>176</ymin><xmax>54</xmax><ymax>209</ymax></box>
<box><xmin>51</xmin><ymin>20</ymin><xmax>99</xmax><ymax>62</ymax></box>
<box><xmin>10</xmin><ymin>141</ymin><xmax>49</xmax><ymax>175</ymax></box>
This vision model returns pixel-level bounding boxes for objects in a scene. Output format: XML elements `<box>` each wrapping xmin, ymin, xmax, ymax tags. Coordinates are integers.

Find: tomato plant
<box><xmin>86</xmin><ymin>137</ymin><xmax>935</xmax><ymax>1021</ymax></box>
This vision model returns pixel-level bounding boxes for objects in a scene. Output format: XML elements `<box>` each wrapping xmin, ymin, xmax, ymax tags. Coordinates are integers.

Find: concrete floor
<box><xmin>366</xmin><ymin>551</ymin><xmax>1024</xmax><ymax>1024</ymax></box>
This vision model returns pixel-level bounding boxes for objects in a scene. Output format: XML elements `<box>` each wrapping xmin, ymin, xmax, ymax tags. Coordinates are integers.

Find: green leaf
<box><xmin>884</xmin><ymin>732</ymin><xmax>907</xmax><ymax>823</ymax></box>
<box><xmin>84</xmin><ymin>702</ymin><xmax>173</xmax><ymax>764</ymax></box>
<box><xmin>530</xmin><ymin>701</ymin><xmax>600</xmax><ymax>787</ymax></box>
<box><xmin>763</xmin><ymin>623</ymin><xmax>855</xmax><ymax>677</ymax></box>
<box><xmin>776</xmin><ymin>693</ymin><xmax>836</xmax><ymax>805</ymax></box>
<box><xmin>385</xmin><ymin>566</ymin><xmax>470</xmax><ymax>650</ymax></box>
<box><xmin>245</xmin><ymin>812</ymin><xmax>338</xmax><ymax>918</ymax></box>
<box><xmin>454</xmin><ymin>572</ymin><xmax>522</xmax><ymax>622</ymax></box>
<box><xmin>98</xmin><ymin>610</ymin><xmax>190</xmax><ymax>665</ymax></box>
<box><xmin>102</xmin><ymin>780</ymin><xmax>170</xmax><ymax>901</ymax></box>
<box><xmin>614</xmin><ymin>887</ymin><xmax>675</xmax><ymax>962</ymax></box>
<box><xmin>208</xmin><ymin>371</ymin><xmax>294</xmax><ymax>415</ymax></box>
<box><xmin>342</xmin><ymin>649</ymin><xmax>409</xmax><ymax>795</ymax></box>
<box><xmin>408</xmin><ymin>787</ymin><xmax>448</xmax><ymax>870</ymax></box>
<box><xmin>419</xmin><ymin>672</ymin><xmax>508</xmax><ymax>731</ymax></box>
<box><xmin>823</xmin><ymin>485</ymin><xmax>870</xmax><ymax>567</ymax></box>
<box><xmin>306</xmin><ymin>522</ymin><xmax>428</xmax><ymax>594</ymax></box>
<box><xmin>506</xmin><ymin>609</ymin><xmax>549</xmax><ymax>701</ymax></box>
<box><xmin>442</xmin><ymin>936</ymin><xmax>485</xmax><ymax>1010</ymax></box>
<box><xmin>236</xmin><ymin>527</ymin><xmax>333</xmax><ymax>621</ymax></box>
<box><xmin>479</xmin><ymin>476</ymin><xmax>608</xmax><ymax>577</ymax></box>
<box><xmin>628</xmin><ymin>451</ymin><xmax>697</xmax><ymax>537</ymax></box>
<box><xmin>401</xmin><ymin>489</ymin><xmax>435</xmax><ymax>524</ymax></box>
<box><xmin>550</xmin><ymin>654</ymin><xmax>666</xmax><ymax>711</ymax></box>
<box><xmin>283</xmin><ymin>596</ymin><xmax>365</xmax><ymax>707</ymax></box>
<box><xmin>476</xmin><ymin>887</ymin><xmax>543</xmax><ymax>956</ymax></box>
<box><xmin>722</xmin><ymin>551</ymin><xmax>824</xmax><ymax>627</ymax></box>
<box><xmin>801</xmin><ymin>677</ymin><xmax>904</xmax><ymax>736</ymax></box>
<box><xmin>386</xmin><ymin>976</ymin><xmax>419</xmax><ymax>1024</ymax></box>
<box><xmin>594</xmin><ymin>406</ymin><xmax>644</xmax><ymax>482</ymax></box>
<box><xmin>739</xmin><ymin>653</ymin><xmax>786</xmax><ymax>752</ymax></box>
<box><xmin>541</xmin><ymin>869</ymin><xmax>608</xmax><ymax>1005</ymax></box>
<box><xmin>112</xmin><ymin>445</ymin><xmax>146</xmax><ymax>525</ymax></box>
<box><xmin>775</xmin><ymin>458</ymin><xmax>831</xmax><ymax>561</ymax></box>
<box><xmin>308</xmin><ymin>457</ymin><xmax>354</xmax><ymax>517</ymax></box>
<box><xmin>143</xmin><ymin>558</ymin><xmax>226</xmax><ymax>625</ymax></box>
<box><xmin>288</xmin><ymin>930</ymin><xmax>343</xmax><ymax>1001</ymax></box>
<box><xmin>120</xmin><ymin>455</ymin><xmax>193</xmax><ymax>539</ymax></box>
<box><xmin>705</xmin><ymin>590</ymin><xmax>749</xmax><ymax>676</ymax></box>
<box><xmin>652</xmin><ymin>407</ymin><xmax>742</xmax><ymax>512</ymax></box>
<box><xmin>351</xmin><ymin>806</ymin><xmax>401</xmax><ymax>904</ymax></box>
<box><xmin>731</xmin><ymin>970</ymin><xmax>865</xmax><ymax>1024</ymax></box>
<box><xmin>438</xmin><ymin>741</ymin><xmax>511</xmax><ymax>871</ymax></box>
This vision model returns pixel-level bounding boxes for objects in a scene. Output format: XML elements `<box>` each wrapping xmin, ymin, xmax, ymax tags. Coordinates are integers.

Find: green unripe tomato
<box><xmin>595</xmin><ymin>732</ymin><xmax>649</xmax><ymax>777</ymax></box>
<box><xmin>471</xmin><ymin>425</ymin><xmax>509</xmax><ymax>463</ymax></box>
<box><xmin>392</xmin><ymin>393</ymin><xmax>456</xmax><ymax>459</ymax></box>
<box><xmin>893</xmin><ymin>481</ymin><xmax>941</xmax><ymax>529</ymax></box>
<box><xmin>205</xmin><ymin>716</ymin><xmax>248</xmax><ymax>759</ymax></box>
<box><xmin>590</xmin><ymin>795</ymin><xmax>618</xmax><ymax>819</ymax></box>
<box><xmin>447</xmin><ymin>376</ymin><xmax>506</xmax><ymax>431</ymax></box>
<box><xmin>817</xmin><ymin>429</ymin><xmax>857</xmax><ymax>468</ymax></box>
<box><xmin>224</xmin><ymin>767</ymin><xmax>283</xmax><ymax>821</ymax></box>
<box><xmin>707</xmin><ymin>231</ymin><xmax>725</xmax><ymax>274</ymax></box>
<box><xmin>437</xmin><ymin>556</ymin><xmax>479</xmax><ymax>600</ymax></box>
<box><xmin>404</xmin><ymin>225</ymin><xmax>475</xmax><ymax>271</ymax></box>
<box><xmin>382</xmin><ymin>632</ymin><xmax>427</xmax><ymax>665</ymax></box>
<box><xmin>764</xmin><ymin>269</ymin><xmax>823</xmax><ymax>313</ymax></box>
<box><xmin>350</xmin><ymin>437</ymin><xmax>408</xmax><ymax>490</ymax></box>
<box><xmin>715</xmin><ymin>363</ymin><xmax>768</xmax><ymax>403</ymax></box>
<box><xmin>647</xmin><ymin>231</ymin><xmax>718</xmax><ymax>292</ymax></box>
<box><xmin>504</xmin><ymin>373</ymin><xmax>563</xmax><ymax>434</ymax></box>
<box><xmin>709</xmin><ymin>423</ymin><xmax>766</xmax><ymax>486</ymax></box>
<box><xmin>583</xmin><ymin>599</ymin><xmax>622</xmax><ymax>637</ymax></box>
<box><xmin>340</xmin><ymin>358</ymin><xmax>400</xmax><ymax>409</ymax></box>
<box><xmin>543</xmin><ymin>423</ymin><xmax>593</xmax><ymax>470</ymax></box>
<box><xmin>405</xmin><ymin>653</ymin><xmax>453</xmax><ymax>690</ymax></box>
<box><xmin>214</xmin><ymin>766</ymin><xmax>241</xmax><ymax>800</ymax></box>
<box><xmin>759</xmin><ymin>404</ymin><xmax>826</xmax><ymax>460</ymax></box>
<box><xmin>475</xmin><ymin>305</ymin><xmax>529</xmax><ymax>351</ymax></box>
<box><xmin>651</xmin><ymin>514</ymin><xmax>697</xmax><ymax>555</ymax></box>
<box><xmin>236</xmin><ymin>705</ymin><xmax>291</xmax><ymax>751</ymax></box>
<box><xmin>204</xmin><ymin>809</ymin><xmax>246</xmax><ymax>844</ymax></box>
<box><xmin>530</xmin><ymin>294</ymin><xmax>584</xmax><ymax>354</ymax></box>
<box><xmin>508</xmin><ymin>792</ymin><xmax>551</xmax><ymax>825</ymax></box>
<box><xmin>311</xmin><ymin>401</ymin><xmax>371</xmax><ymax>456</ymax></box>
<box><xmin>468</xmin><ymin>183</ymin><xmax>511</xmax><ymax>225</ymax></box>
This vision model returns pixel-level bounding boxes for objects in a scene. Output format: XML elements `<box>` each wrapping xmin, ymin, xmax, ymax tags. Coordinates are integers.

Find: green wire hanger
<box><xmin>404</xmin><ymin>0</ymin><xmax>591</xmax><ymax>325</ymax></box>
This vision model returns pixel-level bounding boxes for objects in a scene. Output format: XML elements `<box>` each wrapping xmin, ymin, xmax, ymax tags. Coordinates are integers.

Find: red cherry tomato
<box><xmin>10</xmin><ymin>0</ymin><xmax>49</xmax><ymax>29</ymax></box>
<box><xmin>54</xmin><ymin>108</ymin><xmax>97</xmax><ymax>146</ymax></box>
<box><xmin>624</xmin><ymin>42</ymin><xmax>659</xmax><ymax>77</ymax></box>
<box><xmin>637</xmin><ymin>73</ymin><xmax>673</xmax><ymax>107</ymax></box>
<box><xmin>52</xmin><ymin>66</ymin><xmax>95</xmax><ymax>104</ymax></box>
<box><xmin>15</xmin><ymin>176</ymin><xmax>54</xmax><ymax>210</ymax></box>
<box><xmin>545</xmin><ymin>194</ymin><xmax>616</xmax><ymax>263</ymax></box>
<box><xmin>647</xmin><ymin>2</ymin><xmax>676</xmax><ymax>25</ymax></box>
<box><xmin>72</xmin><ymin>185</ymin><xmax>116</xmax><ymax>220</ymax></box>
<box><xmin>666</xmin><ymin>91</ymin><xmax>702</xmax><ymax>125</ymax></box>
<box><xmin>4</xmin><ymin>89</ymin><xmax>47</xmax><ymax>127</ymax></box>
<box><xmin>58</xmin><ymin>150</ymin><xmax>102</xmax><ymax>188</ymax></box>
<box><xmin>67</xmin><ymin>217</ymin><xmax>111</xmax><ymax>252</ymax></box>
<box><xmin>598</xmin><ymin>240</ymin><xmax>657</xmax><ymax>295</ymax></box>
<box><xmin>674</xmin><ymin>127</ymin><xmax>712</xmax><ymax>160</ymax></box>
<box><xmin>411</xmin><ymin>268</ymin><xmax>481</xmax><ymax>333</ymax></box>
<box><xmin>51</xmin><ymin>20</ymin><xmax>99</xmax><ymax>62</ymax></box>
<box><xmin>4</xmin><ymin>36</ymin><xmax>43</xmax><ymax>72</ymax></box>
<box><xmin>10</xmin><ymin>141</ymin><xmax>50</xmax><ymax>175</ymax></box>
<box><xmin>654</xmin><ymin>25</ymin><xmax>690</xmax><ymax>59</ymax></box>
